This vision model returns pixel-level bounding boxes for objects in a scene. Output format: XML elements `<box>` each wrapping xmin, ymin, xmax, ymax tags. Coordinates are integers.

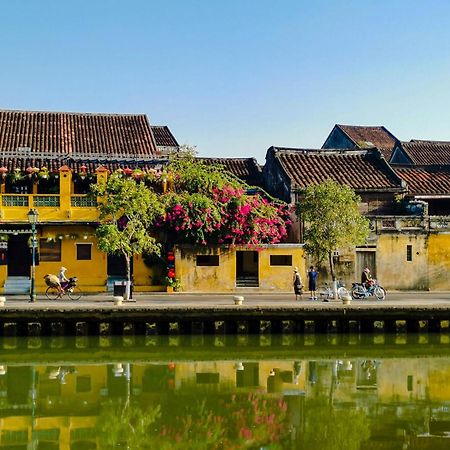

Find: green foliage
<box><xmin>91</xmin><ymin>174</ymin><xmax>163</xmax><ymax>297</ymax></box>
<box><xmin>167</xmin><ymin>156</ymin><xmax>243</xmax><ymax>194</ymax></box>
<box><xmin>164</xmin><ymin>276</ymin><xmax>181</xmax><ymax>290</ymax></box>
<box><xmin>301</xmin><ymin>401</ymin><xmax>370</xmax><ymax>450</ymax></box>
<box><xmin>297</xmin><ymin>179</ymin><xmax>370</xmax><ymax>278</ymax></box>
<box><xmin>96</xmin><ymin>399</ymin><xmax>161</xmax><ymax>449</ymax></box>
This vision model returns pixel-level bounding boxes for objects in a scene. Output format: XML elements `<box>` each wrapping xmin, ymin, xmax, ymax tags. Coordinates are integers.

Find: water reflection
<box><xmin>0</xmin><ymin>335</ymin><xmax>449</xmax><ymax>449</ymax></box>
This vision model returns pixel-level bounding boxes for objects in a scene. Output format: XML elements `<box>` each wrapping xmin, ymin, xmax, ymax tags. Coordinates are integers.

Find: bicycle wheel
<box><xmin>68</xmin><ymin>286</ymin><xmax>83</xmax><ymax>301</ymax></box>
<box><xmin>46</xmin><ymin>286</ymin><xmax>61</xmax><ymax>300</ymax></box>
<box><xmin>337</xmin><ymin>286</ymin><xmax>348</xmax><ymax>299</ymax></box>
<box><xmin>317</xmin><ymin>286</ymin><xmax>330</xmax><ymax>300</ymax></box>
<box><xmin>374</xmin><ymin>286</ymin><xmax>386</xmax><ymax>300</ymax></box>
<box><xmin>351</xmin><ymin>285</ymin><xmax>365</xmax><ymax>300</ymax></box>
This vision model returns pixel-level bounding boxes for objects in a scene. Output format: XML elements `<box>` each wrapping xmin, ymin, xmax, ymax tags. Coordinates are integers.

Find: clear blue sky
<box><xmin>1</xmin><ymin>0</ymin><xmax>450</xmax><ymax>163</ymax></box>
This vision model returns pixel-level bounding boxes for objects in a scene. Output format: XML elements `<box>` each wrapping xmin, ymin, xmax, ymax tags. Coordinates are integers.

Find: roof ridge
<box><xmin>0</xmin><ymin>108</ymin><xmax>147</xmax><ymax>117</ymax></box>
<box><xmin>409</xmin><ymin>139</ymin><xmax>450</xmax><ymax>144</ymax></box>
<box><xmin>273</xmin><ymin>146</ymin><xmax>372</xmax><ymax>155</ymax></box>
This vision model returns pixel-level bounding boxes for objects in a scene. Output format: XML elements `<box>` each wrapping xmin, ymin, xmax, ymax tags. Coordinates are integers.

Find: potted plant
<box><xmin>164</xmin><ymin>276</ymin><xmax>181</xmax><ymax>292</ymax></box>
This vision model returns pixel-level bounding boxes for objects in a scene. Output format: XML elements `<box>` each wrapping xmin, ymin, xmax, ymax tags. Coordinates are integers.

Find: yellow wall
<box><xmin>176</xmin><ymin>244</ymin><xmax>305</xmax><ymax>293</ymax></box>
<box><xmin>35</xmin><ymin>226</ymin><xmax>107</xmax><ymax>293</ymax></box>
<box><xmin>428</xmin><ymin>234</ymin><xmax>450</xmax><ymax>290</ymax></box>
<box><xmin>376</xmin><ymin>234</ymin><xmax>429</xmax><ymax>290</ymax></box>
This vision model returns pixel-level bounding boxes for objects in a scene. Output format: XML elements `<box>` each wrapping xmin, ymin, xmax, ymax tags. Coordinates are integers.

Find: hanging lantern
<box><xmin>123</xmin><ymin>167</ymin><xmax>133</xmax><ymax>176</ymax></box>
<box><xmin>0</xmin><ymin>167</ymin><xmax>8</xmax><ymax>179</ymax></box>
<box><xmin>26</xmin><ymin>166</ymin><xmax>34</xmax><ymax>178</ymax></box>
<box><xmin>79</xmin><ymin>164</ymin><xmax>88</xmax><ymax>180</ymax></box>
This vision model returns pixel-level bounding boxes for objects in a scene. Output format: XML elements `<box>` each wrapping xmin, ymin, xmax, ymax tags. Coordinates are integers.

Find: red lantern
<box><xmin>167</xmin><ymin>268</ymin><xmax>176</xmax><ymax>279</ymax></box>
<box><xmin>123</xmin><ymin>167</ymin><xmax>133</xmax><ymax>176</ymax></box>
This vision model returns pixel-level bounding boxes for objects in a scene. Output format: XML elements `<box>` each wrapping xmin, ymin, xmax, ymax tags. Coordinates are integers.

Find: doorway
<box><xmin>107</xmin><ymin>254</ymin><xmax>127</xmax><ymax>277</ymax></box>
<box><xmin>7</xmin><ymin>234</ymin><xmax>30</xmax><ymax>277</ymax></box>
<box><xmin>236</xmin><ymin>251</ymin><xmax>259</xmax><ymax>287</ymax></box>
<box><xmin>356</xmin><ymin>250</ymin><xmax>376</xmax><ymax>280</ymax></box>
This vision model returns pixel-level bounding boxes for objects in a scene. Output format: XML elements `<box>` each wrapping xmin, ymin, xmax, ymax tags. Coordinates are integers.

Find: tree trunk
<box><xmin>328</xmin><ymin>251</ymin><xmax>338</xmax><ymax>300</ymax></box>
<box><xmin>124</xmin><ymin>254</ymin><xmax>131</xmax><ymax>301</ymax></box>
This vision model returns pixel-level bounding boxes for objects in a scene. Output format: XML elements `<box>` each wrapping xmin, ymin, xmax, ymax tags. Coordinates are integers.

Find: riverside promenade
<box><xmin>0</xmin><ymin>291</ymin><xmax>450</xmax><ymax>337</ymax></box>
<box><xmin>1</xmin><ymin>290</ymin><xmax>450</xmax><ymax>308</ymax></box>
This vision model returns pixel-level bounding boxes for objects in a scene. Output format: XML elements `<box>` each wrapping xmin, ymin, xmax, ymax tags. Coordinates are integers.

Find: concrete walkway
<box><xmin>1</xmin><ymin>291</ymin><xmax>450</xmax><ymax>310</ymax></box>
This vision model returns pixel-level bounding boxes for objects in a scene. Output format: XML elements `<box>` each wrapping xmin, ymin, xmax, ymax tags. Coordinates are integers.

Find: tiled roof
<box><xmin>337</xmin><ymin>125</ymin><xmax>398</xmax><ymax>159</ymax></box>
<box><xmin>397</xmin><ymin>140</ymin><xmax>450</xmax><ymax>166</ymax></box>
<box><xmin>200</xmin><ymin>157</ymin><xmax>263</xmax><ymax>186</ymax></box>
<box><xmin>395</xmin><ymin>167</ymin><xmax>450</xmax><ymax>196</ymax></box>
<box><xmin>0</xmin><ymin>109</ymin><xmax>158</xmax><ymax>157</ymax></box>
<box><xmin>271</xmin><ymin>147</ymin><xmax>404</xmax><ymax>192</ymax></box>
<box><xmin>151</xmin><ymin>125</ymin><xmax>179</xmax><ymax>147</ymax></box>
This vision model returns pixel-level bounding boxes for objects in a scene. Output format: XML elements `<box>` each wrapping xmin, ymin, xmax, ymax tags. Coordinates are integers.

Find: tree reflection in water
<box><xmin>0</xmin><ymin>334</ymin><xmax>450</xmax><ymax>449</ymax></box>
<box><xmin>96</xmin><ymin>393</ymin><xmax>289</xmax><ymax>449</ymax></box>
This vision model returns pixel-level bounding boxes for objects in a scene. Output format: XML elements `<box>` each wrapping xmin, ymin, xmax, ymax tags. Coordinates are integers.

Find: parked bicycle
<box><xmin>45</xmin><ymin>276</ymin><xmax>83</xmax><ymax>300</ymax></box>
<box><xmin>351</xmin><ymin>280</ymin><xmax>386</xmax><ymax>300</ymax></box>
<box><xmin>318</xmin><ymin>281</ymin><xmax>348</xmax><ymax>301</ymax></box>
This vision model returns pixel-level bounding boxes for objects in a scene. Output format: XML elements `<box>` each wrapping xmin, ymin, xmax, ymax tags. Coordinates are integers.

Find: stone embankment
<box><xmin>0</xmin><ymin>292</ymin><xmax>449</xmax><ymax>336</ymax></box>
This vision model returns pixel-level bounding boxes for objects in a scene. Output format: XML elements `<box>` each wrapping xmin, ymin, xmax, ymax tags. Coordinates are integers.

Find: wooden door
<box><xmin>7</xmin><ymin>235</ymin><xmax>30</xmax><ymax>276</ymax></box>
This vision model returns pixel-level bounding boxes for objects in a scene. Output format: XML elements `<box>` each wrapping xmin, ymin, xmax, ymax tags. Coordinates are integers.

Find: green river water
<box><xmin>0</xmin><ymin>333</ymin><xmax>449</xmax><ymax>449</ymax></box>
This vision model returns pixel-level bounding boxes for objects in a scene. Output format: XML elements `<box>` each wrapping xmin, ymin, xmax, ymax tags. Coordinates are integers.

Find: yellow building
<box><xmin>175</xmin><ymin>244</ymin><xmax>305</xmax><ymax>293</ymax></box>
<box><xmin>0</xmin><ymin>110</ymin><xmax>178</xmax><ymax>295</ymax></box>
<box><xmin>0</xmin><ymin>110</ymin><xmax>302</xmax><ymax>295</ymax></box>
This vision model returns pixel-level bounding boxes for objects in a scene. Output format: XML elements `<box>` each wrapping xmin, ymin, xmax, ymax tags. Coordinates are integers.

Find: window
<box><xmin>270</xmin><ymin>255</ymin><xmax>293</xmax><ymax>266</ymax></box>
<box><xmin>196</xmin><ymin>373</ymin><xmax>220</xmax><ymax>384</ymax></box>
<box><xmin>39</xmin><ymin>239</ymin><xmax>61</xmax><ymax>261</ymax></box>
<box><xmin>76</xmin><ymin>375</ymin><xmax>92</xmax><ymax>393</ymax></box>
<box><xmin>406</xmin><ymin>245</ymin><xmax>412</xmax><ymax>261</ymax></box>
<box><xmin>76</xmin><ymin>243</ymin><xmax>92</xmax><ymax>260</ymax></box>
<box><xmin>196</xmin><ymin>255</ymin><xmax>219</xmax><ymax>266</ymax></box>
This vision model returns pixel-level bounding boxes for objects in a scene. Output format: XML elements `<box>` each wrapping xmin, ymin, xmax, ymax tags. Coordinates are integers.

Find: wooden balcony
<box><xmin>368</xmin><ymin>215</ymin><xmax>450</xmax><ymax>233</ymax></box>
<box><xmin>0</xmin><ymin>194</ymin><xmax>99</xmax><ymax>223</ymax></box>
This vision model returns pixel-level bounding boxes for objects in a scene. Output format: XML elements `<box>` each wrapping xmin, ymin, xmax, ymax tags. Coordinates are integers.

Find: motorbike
<box><xmin>351</xmin><ymin>280</ymin><xmax>386</xmax><ymax>300</ymax></box>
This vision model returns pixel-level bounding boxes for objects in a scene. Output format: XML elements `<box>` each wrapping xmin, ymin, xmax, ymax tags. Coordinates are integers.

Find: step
<box><xmin>4</xmin><ymin>277</ymin><xmax>30</xmax><ymax>294</ymax></box>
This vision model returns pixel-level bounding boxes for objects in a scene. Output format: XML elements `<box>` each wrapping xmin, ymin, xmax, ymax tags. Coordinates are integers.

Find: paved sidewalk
<box><xmin>1</xmin><ymin>291</ymin><xmax>450</xmax><ymax>309</ymax></box>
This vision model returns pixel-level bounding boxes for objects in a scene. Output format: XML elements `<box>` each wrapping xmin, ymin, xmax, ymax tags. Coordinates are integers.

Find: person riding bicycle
<box><xmin>361</xmin><ymin>267</ymin><xmax>374</xmax><ymax>289</ymax></box>
<box><xmin>58</xmin><ymin>266</ymin><xmax>70</xmax><ymax>292</ymax></box>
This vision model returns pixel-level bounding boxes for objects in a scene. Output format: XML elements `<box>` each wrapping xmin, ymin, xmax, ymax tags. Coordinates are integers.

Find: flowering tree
<box><xmin>154</xmin><ymin>158</ymin><xmax>291</xmax><ymax>246</ymax></box>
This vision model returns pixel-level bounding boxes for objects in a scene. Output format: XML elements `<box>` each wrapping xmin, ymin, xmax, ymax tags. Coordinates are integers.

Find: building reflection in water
<box><xmin>0</xmin><ymin>335</ymin><xmax>449</xmax><ymax>448</ymax></box>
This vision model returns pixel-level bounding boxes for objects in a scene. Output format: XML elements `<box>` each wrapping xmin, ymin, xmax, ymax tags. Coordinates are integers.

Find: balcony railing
<box><xmin>71</xmin><ymin>195</ymin><xmax>97</xmax><ymax>207</ymax></box>
<box><xmin>1</xmin><ymin>194</ymin><xmax>96</xmax><ymax>208</ymax></box>
<box><xmin>33</xmin><ymin>195</ymin><xmax>60</xmax><ymax>207</ymax></box>
<box><xmin>2</xmin><ymin>195</ymin><xmax>28</xmax><ymax>207</ymax></box>
<box><xmin>368</xmin><ymin>215</ymin><xmax>450</xmax><ymax>232</ymax></box>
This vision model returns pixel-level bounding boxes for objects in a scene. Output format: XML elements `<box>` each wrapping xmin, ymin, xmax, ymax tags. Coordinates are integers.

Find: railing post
<box><xmin>59</xmin><ymin>165</ymin><xmax>72</xmax><ymax>215</ymax></box>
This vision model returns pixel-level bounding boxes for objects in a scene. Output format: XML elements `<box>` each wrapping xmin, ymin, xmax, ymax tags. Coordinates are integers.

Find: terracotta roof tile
<box><xmin>200</xmin><ymin>157</ymin><xmax>262</xmax><ymax>186</ymax></box>
<box><xmin>398</xmin><ymin>140</ymin><xmax>450</xmax><ymax>166</ymax></box>
<box><xmin>272</xmin><ymin>147</ymin><xmax>403</xmax><ymax>192</ymax></box>
<box><xmin>338</xmin><ymin>125</ymin><xmax>398</xmax><ymax>159</ymax></box>
<box><xmin>395</xmin><ymin>167</ymin><xmax>450</xmax><ymax>196</ymax></box>
<box><xmin>0</xmin><ymin>109</ymin><xmax>158</xmax><ymax>157</ymax></box>
<box><xmin>151</xmin><ymin>125</ymin><xmax>179</xmax><ymax>147</ymax></box>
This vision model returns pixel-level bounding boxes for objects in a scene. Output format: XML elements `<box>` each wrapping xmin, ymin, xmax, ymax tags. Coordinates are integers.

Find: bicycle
<box><xmin>45</xmin><ymin>276</ymin><xmax>83</xmax><ymax>301</ymax></box>
<box><xmin>351</xmin><ymin>280</ymin><xmax>386</xmax><ymax>300</ymax></box>
<box><xmin>318</xmin><ymin>281</ymin><xmax>348</xmax><ymax>301</ymax></box>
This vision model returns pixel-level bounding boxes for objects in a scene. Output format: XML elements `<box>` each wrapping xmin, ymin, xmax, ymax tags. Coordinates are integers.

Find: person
<box><xmin>361</xmin><ymin>267</ymin><xmax>373</xmax><ymax>289</ymax></box>
<box><xmin>307</xmin><ymin>265</ymin><xmax>318</xmax><ymax>300</ymax></box>
<box><xmin>292</xmin><ymin>267</ymin><xmax>303</xmax><ymax>300</ymax></box>
<box><xmin>58</xmin><ymin>266</ymin><xmax>69</xmax><ymax>292</ymax></box>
